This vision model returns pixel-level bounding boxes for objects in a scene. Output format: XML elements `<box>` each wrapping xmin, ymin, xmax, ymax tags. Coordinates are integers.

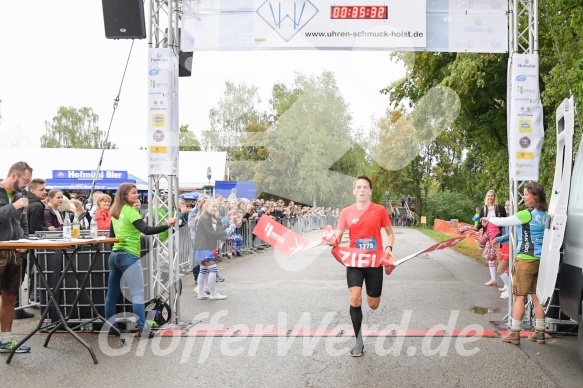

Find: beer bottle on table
<box><xmin>63</xmin><ymin>216</ymin><xmax>72</xmax><ymax>241</ymax></box>
<box><xmin>89</xmin><ymin>217</ymin><xmax>98</xmax><ymax>238</ymax></box>
<box><xmin>72</xmin><ymin>213</ymin><xmax>80</xmax><ymax>239</ymax></box>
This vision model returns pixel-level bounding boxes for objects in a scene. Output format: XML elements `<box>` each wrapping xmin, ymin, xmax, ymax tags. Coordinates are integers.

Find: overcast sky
<box><xmin>0</xmin><ymin>1</ymin><xmax>404</xmax><ymax>151</ymax></box>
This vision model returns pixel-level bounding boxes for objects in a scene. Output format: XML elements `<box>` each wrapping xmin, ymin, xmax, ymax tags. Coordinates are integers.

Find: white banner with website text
<box><xmin>508</xmin><ymin>53</ymin><xmax>544</xmax><ymax>181</ymax></box>
<box><xmin>182</xmin><ymin>0</ymin><xmax>507</xmax><ymax>52</ymax></box>
<box><xmin>182</xmin><ymin>0</ymin><xmax>426</xmax><ymax>50</ymax></box>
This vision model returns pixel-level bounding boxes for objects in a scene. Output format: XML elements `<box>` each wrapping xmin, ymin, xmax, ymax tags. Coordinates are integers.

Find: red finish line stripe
<box><xmin>343</xmin><ymin>330</ymin><xmax>394</xmax><ymax>337</ymax></box>
<box><xmin>395</xmin><ymin>330</ymin><xmax>446</xmax><ymax>337</ymax></box>
<box><xmin>230</xmin><ymin>329</ymin><xmax>289</xmax><ymax>337</ymax></box>
<box><xmin>178</xmin><ymin>329</ymin><xmax>495</xmax><ymax>337</ymax></box>
<box><xmin>13</xmin><ymin>329</ymin><xmax>523</xmax><ymax>338</ymax></box>
<box><xmin>289</xmin><ymin>330</ymin><xmax>342</xmax><ymax>336</ymax></box>
<box><xmin>362</xmin><ymin>330</ymin><xmax>393</xmax><ymax>337</ymax></box>
<box><xmin>183</xmin><ymin>329</ymin><xmax>236</xmax><ymax>336</ymax></box>
<box><xmin>448</xmin><ymin>330</ymin><xmax>499</xmax><ymax>337</ymax></box>
<box><xmin>155</xmin><ymin>329</ymin><xmax>184</xmax><ymax>336</ymax></box>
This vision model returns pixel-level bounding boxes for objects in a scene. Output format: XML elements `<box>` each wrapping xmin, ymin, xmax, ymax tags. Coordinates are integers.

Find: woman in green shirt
<box><xmin>105</xmin><ymin>183</ymin><xmax>176</xmax><ymax>337</ymax></box>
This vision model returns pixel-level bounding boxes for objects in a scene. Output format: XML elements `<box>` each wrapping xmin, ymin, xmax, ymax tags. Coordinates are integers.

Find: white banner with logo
<box><xmin>147</xmin><ymin>48</ymin><xmax>179</xmax><ymax>176</ymax></box>
<box><xmin>508</xmin><ymin>53</ymin><xmax>544</xmax><ymax>181</ymax></box>
<box><xmin>182</xmin><ymin>0</ymin><xmax>426</xmax><ymax>50</ymax></box>
<box><xmin>181</xmin><ymin>0</ymin><xmax>507</xmax><ymax>52</ymax></box>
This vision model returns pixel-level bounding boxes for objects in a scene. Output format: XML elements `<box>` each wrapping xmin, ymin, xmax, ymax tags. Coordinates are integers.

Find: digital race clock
<box><xmin>330</xmin><ymin>6</ymin><xmax>388</xmax><ymax>19</ymax></box>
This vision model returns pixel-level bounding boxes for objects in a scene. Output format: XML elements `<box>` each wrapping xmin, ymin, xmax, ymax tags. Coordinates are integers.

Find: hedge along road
<box><xmin>6</xmin><ymin>227</ymin><xmax>582</xmax><ymax>387</ymax></box>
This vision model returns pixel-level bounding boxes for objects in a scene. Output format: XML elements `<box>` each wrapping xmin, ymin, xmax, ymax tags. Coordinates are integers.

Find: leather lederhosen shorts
<box><xmin>0</xmin><ymin>249</ymin><xmax>21</xmax><ymax>295</ymax></box>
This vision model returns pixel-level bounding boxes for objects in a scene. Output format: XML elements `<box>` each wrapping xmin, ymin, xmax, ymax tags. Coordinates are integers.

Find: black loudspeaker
<box><xmin>102</xmin><ymin>0</ymin><xmax>146</xmax><ymax>39</ymax></box>
<box><xmin>179</xmin><ymin>52</ymin><xmax>193</xmax><ymax>77</ymax></box>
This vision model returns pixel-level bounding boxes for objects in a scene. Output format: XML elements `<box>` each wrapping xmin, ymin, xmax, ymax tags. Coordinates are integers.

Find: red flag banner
<box><xmin>252</xmin><ymin>216</ymin><xmax>313</xmax><ymax>256</ymax></box>
<box><xmin>320</xmin><ymin>225</ymin><xmax>337</xmax><ymax>245</ymax></box>
<box><xmin>384</xmin><ymin>235</ymin><xmax>470</xmax><ymax>275</ymax></box>
<box><xmin>331</xmin><ymin>246</ymin><xmax>389</xmax><ymax>268</ymax></box>
<box><xmin>252</xmin><ymin>219</ymin><xmax>473</xmax><ymax>275</ymax></box>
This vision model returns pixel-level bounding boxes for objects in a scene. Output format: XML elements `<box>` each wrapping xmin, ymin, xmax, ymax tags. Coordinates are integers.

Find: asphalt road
<box><xmin>3</xmin><ymin>227</ymin><xmax>582</xmax><ymax>387</ymax></box>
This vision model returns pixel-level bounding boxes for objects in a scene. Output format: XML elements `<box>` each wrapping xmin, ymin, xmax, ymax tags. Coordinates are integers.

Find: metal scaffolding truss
<box><xmin>149</xmin><ymin>0</ymin><xmax>181</xmax><ymax>52</ymax></box>
<box><xmin>145</xmin><ymin>0</ymin><xmax>541</xmax><ymax>328</ymax></box>
<box><xmin>146</xmin><ymin>175</ymin><xmax>181</xmax><ymax>321</ymax></box>
<box><xmin>148</xmin><ymin>0</ymin><xmax>182</xmax><ymax>326</ymax></box>
<box><xmin>510</xmin><ymin>0</ymin><xmax>539</xmax><ymax>55</ymax></box>
<box><xmin>507</xmin><ymin>0</ymin><xmax>539</xmax><ymax>325</ymax></box>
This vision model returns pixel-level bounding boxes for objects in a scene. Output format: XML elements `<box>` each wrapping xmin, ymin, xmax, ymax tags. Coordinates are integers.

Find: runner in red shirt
<box><xmin>328</xmin><ymin>175</ymin><xmax>395</xmax><ymax>357</ymax></box>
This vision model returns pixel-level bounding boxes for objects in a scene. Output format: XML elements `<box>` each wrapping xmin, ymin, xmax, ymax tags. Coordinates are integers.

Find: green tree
<box><xmin>368</xmin><ymin>84</ymin><xmax>461</xmax><ymax>215</ymax></box>
<box><xmin>200</xmin><ymin>130</ymin><xmax>221</xmax><ymax>152</ymax></box>
<box><xmin>329</xmin><ymin>142</ymin><xmax>368</xmax><ymax>180</ymax></box>
<box><xmin>371</xmin><ymin>0</ymin><xmax>583</xmax><ymax>210</ymax></box>
<box><xmin>41</xmin><ymin>106</ymin><xmax>117</xmax><ymax>149</ymax></box>
<box><xmin>228</xmin><ymin>123</ymin><xmax>269</xmax><ymax>159</ymax></box>
<box><xmin>230</xmin><ymin>71</ymin><xmax>356</xmax><ymax>207</ymax></box>
<box><xmin>536</xmin><ymin>0</ymin><xmax>583</xmax><ymax>189</ymax></box>
<box><xmin>423</xmin><ymin>189</ymin><xmax>476</xmax><ymax>226</ymax></box>
<box><xmin>207</xmin><ymin>81</ymin><xmax>269</xmax><ymax>156</ymax></box>
<box><xmin>381</xmin><ymin>52</ymin><xmax>509</xmax><ymax>201</ymax></box>
<box><xmin>179</xmin><ymin>124</ymin><xmax>201</xmax><ymax>151</ymax></box>
<box><xmin>369</xmin><ymin>108</ymin><xmax>421</xmax><ymax>207</ymax></box>
<box><xmin>226</xmin><ymin>123</ymin><xmax>270</xmax><ymax>181</ymax></box>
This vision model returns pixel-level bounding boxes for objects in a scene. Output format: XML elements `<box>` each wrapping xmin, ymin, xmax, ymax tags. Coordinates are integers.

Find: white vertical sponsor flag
<box><xmin>509</xmin><ymin>53</ymin><xmax>544</xmax><ymax>181</ymax></box>
<box><xmin>147</xmin><ymin>48</ymin><xmax>179</xmax><ymax>176</ymax></box>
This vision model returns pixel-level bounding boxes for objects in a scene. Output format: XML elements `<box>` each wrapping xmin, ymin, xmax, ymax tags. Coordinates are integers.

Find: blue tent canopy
<box><xmin>128</xmin><ymin>174</ymin><xmax>148</xmax><ymax>189</ymax></box>
<box><xmin>128</xmin><ymin>173</ymin><xmax>148</xmax><ymax>190</ymax></box>
<box><xmin>179</xmin><ymin>192</ymin><xmax>201</xmax><ymax>200</ymax></box>
<box><xmin>214</xmin><ymin>180</ymin><xmax>256</xmax><ymax>200</ymax></box>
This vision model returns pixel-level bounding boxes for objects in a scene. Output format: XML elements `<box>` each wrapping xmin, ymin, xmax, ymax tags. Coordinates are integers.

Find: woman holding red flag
<box><xmin>475</xmin><ymin>189</ymin><xmax>507</xmax><ymax>286</ymax></box>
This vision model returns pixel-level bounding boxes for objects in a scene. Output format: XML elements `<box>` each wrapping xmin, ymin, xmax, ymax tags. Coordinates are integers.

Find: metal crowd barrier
<box><xmin>286</xmin><ymin>215</ymin><xmax>324</xmax><ymax>234</ymax></box>
<box><xmin>178</xmin><ymin>215</ymin><xmax>336</xmax><ymax>269</ymax></box>
<box><xmin>178</xmin><ymin>226</ymin><xmax>194</xmax><ymax>274</ymax></box>
<box><xmin>239</xmin><ymin>221</ymin><xmax>257</xmax><ymax>255</ymax></box>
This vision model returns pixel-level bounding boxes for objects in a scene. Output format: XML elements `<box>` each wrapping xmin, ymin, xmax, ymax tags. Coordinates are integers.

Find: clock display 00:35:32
<box><xmin>330</xmin><ymin>6</ymin><xmax>388</xmax><ymax>19</ymax></box>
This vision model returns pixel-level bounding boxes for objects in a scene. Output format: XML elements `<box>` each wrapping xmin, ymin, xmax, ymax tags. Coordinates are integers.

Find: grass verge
<box><xmin>414</xmin><ymin>227</ymin><xmax>486</xmax><ymax>265</ymax></box>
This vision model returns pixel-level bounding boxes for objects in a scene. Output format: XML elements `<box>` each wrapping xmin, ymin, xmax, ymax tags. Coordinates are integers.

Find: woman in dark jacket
<box><xmin>43</xmin><ymin>189</ymin><xmax>64</xmax><ymax>231</ymax></box>
<box><xmin>475</xmin><ymin>189</ymin><xmax>507</xmax><ymax>286</ymax></box>
<box><xmin>476</xmin><ymin>197</ymin><xmax>506</xmax><ymax>233</ymax></box>
<box><xmin>193</xmin><ymin>198</ymin><xmax>230</xmax><ymax>300</ymax></box>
